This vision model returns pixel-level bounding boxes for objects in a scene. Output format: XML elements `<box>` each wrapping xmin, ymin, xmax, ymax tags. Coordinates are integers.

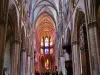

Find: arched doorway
<box><xmin>34</xmin><ymin>12</ymin><xmax>56</xmax><ymax>74</ymax></box>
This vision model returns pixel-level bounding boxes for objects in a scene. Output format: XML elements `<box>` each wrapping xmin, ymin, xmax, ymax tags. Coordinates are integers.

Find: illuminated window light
<box><xmin>41</xmin><ymin>38</ymin><xmax>43</xmax><ymax>46</ymax></box>
<box><xmin>45</xmin><ymin>49</ymin><xmax>49</xmax><ymax>54</ymax></box>
<box><xmin>41</xmin><ymin>38</ymin><xmax>43</xmax><ymax>41</ymax></box>
<box><xmin>45</xmin><ymin>37</ymin><xmax>49</xmax><ymax>47</ymax></box>
<box><xmin>50</xmin><ymin>38</ymin><xmax>53</xmax><ymax>46</ymax></box>
<box><xmin>50</xmin><ymin>41</ymin><xmax>53</xmax><ymax>46</ymax></box>
<box><xmin>50</xmin><ymin>48</ymin><xmax>53</xmax><ymax>54</ymax></box>
<box><xmin>47</xmin><ymin>68</ymin><xmax>49</xmax><ymax>69</ymax></box>
<box><xmin>41</xmin><ymin>41</ymin><xmax>43</xmax><ymax>46</ymax></box>
<box><xmin>45</xmin><ymin>59</ymin><xmax>49</xmax><ymax>69</ymax></box>
<box><xmin>41</xmin><ymin>48</ymin><xmax>44</xmax><ymax>54</ymax></box>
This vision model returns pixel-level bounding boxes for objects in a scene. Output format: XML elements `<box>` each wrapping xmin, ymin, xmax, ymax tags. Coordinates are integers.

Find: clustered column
<box><xmin>27</xmin><ymin>55</ymin><xmax>31</xmax><ymax>75</ymax></box>
<box><xmin>87</xmin><ymin>22</ymin><xmax>100</xmax><ymax>75</ymax></box>
<box><xmin>0</xmin><ymin>20</ymin><xmax>6</xmax><ymax>75</ymax></box>
<box><xmin>20</xmin><ymin>48</ymin><xmax>26</xmax><ymax>75</ymax></box>
<box><xmin>11</xmin><ymin>39</ymin><xmax>20</xmax><ymax>75</ymax></box>
<box><xmin>72</xmin><ymin>41</ymin><xmax>81</xmax><ymax>75</ymax></box>
<box><xmin>0</xmin><ymin>0</ymin><xmax>9</xmax><ymax>74</ymax></box>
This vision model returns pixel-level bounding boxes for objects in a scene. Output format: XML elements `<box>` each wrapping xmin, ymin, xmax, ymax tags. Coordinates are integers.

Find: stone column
<box><xmin>11</xmin><ymin>39</ymin><xmax>20</xmax><ymax>75</ymax></box>
<box><xmin>27</xmin><ymin>55</ymin><xmax>31</xmax><ymax>75</ymax></box>
<box><xmin>0</xmin><ymin>0</ymin><xmax>9</xmax><ymax>74</ymax></box>
<box><xmin>32</xmin><ymin>51</ymin><xmax>35</xmax><ymax>75</ymax></box>
<box><xmin>60</xmin><ymin>56</ymin><xmax>66</xmax><ymax>75</ymax></box>
<box><xmin>0</xmin><ymin>20</ymin><xmax>6</xmax><ymax>75</ymax></box>
<box><xmin>20</xmin><ymin>48</ymin><xmax>26</xmax><ymax>75</ymax></box>
<box><xmin>30</xmin><ymin>57</ymin><xmax>33</xmax><ymax>75</ymax></box>
<box><xmin>87</xmin><ymin>22</ymin><xmax>100</xmax><ymax>75</ymax></box>
<box><xmin>72</xmin><ymin>41</ymin><xmax>81</xmax><ymax>75</ymax></box>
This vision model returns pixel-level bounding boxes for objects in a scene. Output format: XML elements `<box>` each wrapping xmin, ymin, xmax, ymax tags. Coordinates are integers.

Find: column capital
<box><xmin>21</xmin><ymin>48</ymin><xmax>26</xmax><ymax>52</ymax></box>
<box><xmin>27</xmin><ymin>54</ymin><xmax>31</xmax><ymax>57</ymax></box>
<box><xmin>12</xmin><ymin>38</ymin><xmax>21</xmax><ymax>44</ymax></box>
<box><xmin>87</xmin><ymin>21</ymin><xmax>96</xmax><ymax>29</ymax></box>
<box><xmin>72</xmin><ymin>41</ymin><xmax>79</xmax><ymax>45</ymax></box>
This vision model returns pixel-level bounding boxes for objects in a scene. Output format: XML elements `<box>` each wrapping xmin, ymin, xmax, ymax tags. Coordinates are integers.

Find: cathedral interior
<box><xmin>0</xmin><ymin>0</ymin><xmax>100</xmax><ymax>75</ymax></box>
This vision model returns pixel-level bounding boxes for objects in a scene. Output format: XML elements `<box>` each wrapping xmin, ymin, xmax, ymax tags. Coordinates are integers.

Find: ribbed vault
<box><xmin>35</xmin><ymin>12</ymin><xmax>56</xmax><ymax>43</ymax></box>
<box><xmin>30</xmin><ymin>0</ymin><xmax>58</xmax><ymax>29</ymax></box>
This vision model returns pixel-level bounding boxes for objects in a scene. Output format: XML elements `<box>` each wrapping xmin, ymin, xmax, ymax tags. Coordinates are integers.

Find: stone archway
<box><xmin>34</xmin><ymin>12</ymin><xmax>56</xmax><ymax>73</ymax></box>
<box><xmin>2</xmin><ymin>5</ymin><xmax>20</xmax><ymax>75</ymax></box>
<box><xmin>73</xmin><ymin>10</ymin><xmax>90</xmax><ymax>75</ymax></box>
<box><xmin>78</xmin><ymin>12</ymin><xmax>90</xmax><ymax>75</ymax></box>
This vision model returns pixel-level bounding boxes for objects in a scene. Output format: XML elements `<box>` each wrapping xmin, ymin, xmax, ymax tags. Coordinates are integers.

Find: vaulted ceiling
<box><xmin>30</xmin><ymin>0</ymin><xmax>59</xmax><ymax>28</ymax></box>
<box><xmin>35</xmin><ymin>12</ymin><xmax>56</xmax><ymax>43</ymax></box>
<box><xmin>29</xmin><ymin>0</ymin><xmax>60</xmax><ymax>44</ymax></box>
<box><xmin>29</xmin><ymin>0</ymin><xmax>68</xmax><ymax>45</ymax></box>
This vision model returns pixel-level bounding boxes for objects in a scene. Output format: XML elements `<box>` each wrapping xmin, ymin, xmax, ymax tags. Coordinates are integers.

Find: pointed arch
<box><xmin>73</xmin><ymin>8</ymin><xmax>85</xmax><ymax>42</ymax></box>
<box><xmin>34</xmin><ymin>11</ymin><xmax>56</xmax><ymax>30</ymax></box>
<box><xmin>66</xmin><ymin>27</ymin><xmax>71</xmax><ymax>45</ymax></box>
<box><xmin>73</xmin><ymin>8</ymin><xmax>91</xmax><ymax>75</ymax></box>
<box><xmin>32</xmin><ymin>0</ymin><xmax>58</xmax><ymax>15</ymax></box>
<box><xmin>8</xmin><ymin>4</ymin><xmax>19</xmax><ymax>39</ymax></box>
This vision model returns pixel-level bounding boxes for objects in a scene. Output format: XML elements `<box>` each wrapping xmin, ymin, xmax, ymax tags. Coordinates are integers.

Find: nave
<box><xmin>0</xmin><ymin>0</ymin><xmax>100</xmax><ymax>75</ymax></box>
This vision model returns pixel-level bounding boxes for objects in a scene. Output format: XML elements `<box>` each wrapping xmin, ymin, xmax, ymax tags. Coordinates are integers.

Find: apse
<box><xmin>34</xmin><ymin>12</ymin><xmax>56</xmax><ymax>73</ymax></box>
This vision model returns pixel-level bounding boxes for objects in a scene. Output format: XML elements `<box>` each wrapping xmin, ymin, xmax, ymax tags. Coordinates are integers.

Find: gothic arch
<box><xmin>34</xmin><ymin>11</ymin><xmax>56</xmax><ymax>30</ymax></box>
<box><xmin>30</xmin><ymin>0</ymin><xmax>58</xmax><ymax>32</ymax></box>
<box><xmin>34</xmin><ymin>12</ymin><xmax>56</xmax><ymax>43</ymax></box>
<box><xmin>32</xmin><ymin>0</ymin><xmax>58</xmax><ymax>15</ymax></box>
<box><xmin>73</xmin><ymin>8</ymin><xmax>85</xmax><ymax>42</ymax></box>
<box><xmin>66</xmin><ymin>28</ymin><xmax>71</xmax><ymax>45</ymax></box>
<box><xmin>8</xmin><ymin>5</ymin><xmax>19</xmax><ymax>39</ymax></box>
<box><xmin>73</xmin><ymin>9</ymin><xmax>90</xmax><ymax>75</ymax></box>
<box><xmin>3</xmin><ymin>4</ymin><xmax>20</xmax><ymax>75</ymax></box>
<box><xmin>34</xmin><ymin>9</ymin><xmax>56</xmax><ymax>73</ymax></box>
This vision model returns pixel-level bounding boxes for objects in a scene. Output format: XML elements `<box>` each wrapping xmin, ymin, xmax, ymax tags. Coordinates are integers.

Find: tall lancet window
<box><xmin>40</xmin><ymin>36</ymin><xmax>54</xmax><ymax>55</ymax></box>
<box><xmin>50</xmin><ymin>38</ymin><xmax>53</xmax><ymax>46</ymax></box>
<box><xmin>41</xmin><ymin>38</ymin><xmax>43</xmax><ymax>47</ymax></box>
<box><xmin>45</xmin><ymin>37</ymin><xmax>49</xmax><ymax>47</ymax></box>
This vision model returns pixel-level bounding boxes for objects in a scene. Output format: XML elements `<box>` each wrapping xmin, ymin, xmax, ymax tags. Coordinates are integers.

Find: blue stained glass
<box><xmin>45</xmin><ymin>49</ymin><xmax>49</xmax><ymax>54</ymax></box>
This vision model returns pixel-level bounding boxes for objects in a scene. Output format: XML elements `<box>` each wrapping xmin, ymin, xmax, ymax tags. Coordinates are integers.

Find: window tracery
<box><xmin>40</xmin><ymin>36</ymin><xmax>53</xmax><ymax>54</ymax></box>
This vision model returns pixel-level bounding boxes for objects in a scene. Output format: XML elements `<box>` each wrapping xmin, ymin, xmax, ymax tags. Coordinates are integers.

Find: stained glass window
<box><xmin>45</xmin><ymin>59</ymin><xmax>49</xmax><ymax>69</ymax></box>
<box><xmin>41</xmin><ymin>48</ymin><xmax>44</xmax><ymax>54</ymax></box>
<box><xmin>41</xmin><ymin>38</ymin><xmax>43</xmax><ymax>46</ymax></box>
<box><xmin>45</xmin><ymin>37</ymin><xmax>49</xmax><ymax>47</ymax></box>
<box><xmin>45</xmin><ymin>48</ymin><xmax>49</xmax><ymax>54</ymax></box>
<box><xmin>50</xmin><ymin>48</ymin><xmax>53</xmax><ymax>54</ymax></box>
<box><xmin>40</xmin><ymin>36</ymin><xmax>54</xmax><ymax>55</ymax></box>
<box><xmin>50</xmin><ymin>38</ymin><xmax>53</xmax><ymax>46</ymax></box>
